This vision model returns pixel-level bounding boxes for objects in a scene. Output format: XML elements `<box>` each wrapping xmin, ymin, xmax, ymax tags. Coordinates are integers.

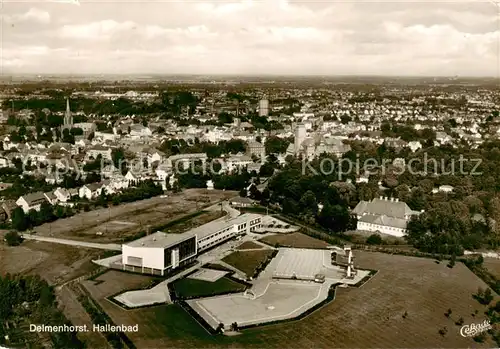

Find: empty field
<box><xmin>0</xmin><ymin>241</ymin><xmax>101</xmax><ymax>285</ymax></box>
<box><xmin>160</xmin><ymin>210</ymin><xmax>225</xmax><ymax>234</ymax></box>
<box><xmin>34</xmin><ymin>189</ymin><xmax>236</xmax><ymax>243</ymax></box>
<box><xmin>87</xmin><ymin>251</ymin><xmax>497</xmax><ymax>348</ymax></box>
<box><xmin>483</xmin><ymin>258</ymin><xmax>500</xmax><ymax>279</ymax></box>
<box><xmin>82</xmin><ymin>270</ymin><xmax>160</xmax><ymax>301</ymax></box>
<box><xmin>260</xmin><ymin>232</ymin><xmax>330</xmax><ymax>249</ymax></box>
<box><xmin>222</xmin><ymin>250</ymin><xmax>275</xmax><ymax>277</ymax></box>
<box><xmin>171</xmin><ymin>276</ymin><xmax>247</xmax><ymax>299</ymax></box>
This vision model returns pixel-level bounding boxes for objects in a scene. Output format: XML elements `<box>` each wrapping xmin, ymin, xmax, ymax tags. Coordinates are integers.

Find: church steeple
<box><xmin>63</xmin><ymin>97</ymin><xmax>73</xmax><ymax>130</ymax></box>
<box><xmin>66</xmin><ymin>98</ymin><xmax>70</xmax><ymax>115</ymax></box>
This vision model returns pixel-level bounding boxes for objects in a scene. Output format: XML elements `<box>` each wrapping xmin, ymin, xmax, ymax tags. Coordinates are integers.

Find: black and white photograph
<box><xmin>0</xmin><ymin>0</ymin><xmax>499</xmax><ymax>348</ymax></box>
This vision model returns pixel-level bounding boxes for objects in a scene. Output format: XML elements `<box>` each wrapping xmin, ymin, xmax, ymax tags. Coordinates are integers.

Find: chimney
<box><xmin>390</xmin><ymin>197</ymin><xmax>394</xmax><ymax>202</ymax></box>
<box><xmin>379</xmin><ymin>196</ymin><xmax>383</xmax><ymax>200</ymax></box>
<box><xmin>395</xmin><ymin>198</ymin><xmax>399</xmax><ymax>202</ymax></box>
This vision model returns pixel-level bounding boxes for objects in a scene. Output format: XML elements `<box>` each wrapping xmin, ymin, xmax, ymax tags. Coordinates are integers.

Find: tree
<box><xmin>447</xmin><ymin>254</ymin><xmax>456</xmax><ymax>268</ymax></box>
<box><xmin>484</xmin><ymin>288</ymin><xmax>494</xmax><ymax>305</ymax></box>
<box><xmin>239</xmin><ymin>188</ymin><xmax>247</xmax><ymax>197</ymax></box>
<box><xmin>260</xmin><ymin>188</ymin><xmax>270</xmax><ymax>203</ymax></box>
<box><xmin>381</xmin><ymin>122</ymin><xmax>391</xmax><ymax>134</ymax></box>
<box><xmin>265</xmin><ymin>136</ymin><xmax>291</xmax><ymax>155</ymax></box>
<box><xmin>438</xmin><ymin>327</ymin><xmax>447</xmax><ymax>336</ymax></box>
<box><xmin>112</xmin><ymin>148</ymin><xmax>127</xmax><ymax>175</ymax></box>
<box><xmin>11</xmin><ymin>207</ymin><xmax>29</xmax><ymax>231</ymax></box>
<box><xmin>299</xmin><ymin>191</ymin><xmax>318</xmax><ymax>215</ymax></box>
<box><xmin>39</xmin><ymin>202</ymin><xmax>54</xmax><ymax>223</ymax></box>
<box><xmin>473</xmin><ymin>333</ymin><xmax>486</xmax><ymax>343</ymax></box>
<box><xmin>340</xmin><ymin>115</ymin><xmax>352</xmax><ymax>124</ymax></box>
<box><xmin>4</xmin><ymin>231</ymin><xmax>22</xmax><ymax>246</ymax></box>
<box><xmin>366</xmin><ymin>234</ymin><xmax>382</xmax><ymax>245</ymax></box>
<box><xmin>445</xmin><ymin>308</ymin><xmax>452</xmax><ymax>317</ymax></box>
<box><xmin>216</xmin><ymin>323</ymin><xmax>224</xmax><ymax>334</ymax></box>
<box><xmin>62</xmin><ymin>128</ymin><xmax>75</xmax><ymax>144</ymax></box>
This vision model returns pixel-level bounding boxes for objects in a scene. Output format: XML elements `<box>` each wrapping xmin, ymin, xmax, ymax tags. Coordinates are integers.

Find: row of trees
<box><xmin>267</xmin><ymin>159</ymin><xmax>357</xmax><ymax>233</ymax></box>
<box><xmin>0</xmin><ymin>170</ymin><xmax>102</xmax><ymax>200</ymax></box>
<box><xmin>9</xmin><ymin>181</ymin><xmax>163</xmax><ymax>231</ymax></box>
<box><xmin>11</xmin><ymin>202</ymin><xmax>75</xmax><ymax>231</ymax></box>
<box><xmin>159</xmin><ymin>139</ymin><xmax>247</xmax><ymax>158</ymax></box>
<box><xmin>0</xmin><ymin>274</ymin><xmax>84</xmax><ymax>348</ymax></box>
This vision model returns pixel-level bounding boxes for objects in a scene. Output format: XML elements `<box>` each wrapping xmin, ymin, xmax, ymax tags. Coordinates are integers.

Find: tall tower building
<box><xmin>294</xmin><ymin>123</ymin><xmax>306</xmax><ymax>155</ymax></box>
<box><xmin>62</xmin><ymin>97</ymin><xmax>73</xmax><ymax>130</ymax></box>
<box><xmin>259</xmin><ymin>99</ymin><xmax>269</xmax><ymax>117</ymax></box>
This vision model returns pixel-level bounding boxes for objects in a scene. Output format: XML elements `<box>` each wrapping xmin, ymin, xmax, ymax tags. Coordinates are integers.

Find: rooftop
<box><xmin>125</xmin><ymin>230</ymin><xmax>195</xmax><ymax>248</ymax></box>
<box><xmin>352</xmin><ymin>197</ymin><xmax>419</xmax><ymax>219</ymax></box>
<box><xmin>187</xmin><ymin>213</ymin><xmax>262</xmax><ymax>240</ymax></box>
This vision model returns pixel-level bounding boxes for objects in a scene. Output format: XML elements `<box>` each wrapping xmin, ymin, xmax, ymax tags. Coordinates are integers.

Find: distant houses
<box><xmin>16</xmin><ymin>192</ymin><xmax>49</xmax><ymax>213</ymax></box>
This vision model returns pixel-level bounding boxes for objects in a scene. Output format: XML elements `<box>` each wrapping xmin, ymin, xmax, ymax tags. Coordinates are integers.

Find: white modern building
<box><xmin>188</xmin><ymin>213</ymin><xmax>263</xmax><ymax>252</ymax></box>
<box><xmin>121</xmin><ymin>232</ymin><xmax>198</xmax><ymax>276</ymax></box>
<box><xmin>119</xmin><ymin>213</ymin><xmax>264</xmax><ymax>275</ymax></box>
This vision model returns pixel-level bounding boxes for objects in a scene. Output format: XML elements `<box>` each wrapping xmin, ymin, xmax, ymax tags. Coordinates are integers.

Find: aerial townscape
<box><xmin>1</xmin><ymin>1</ymin><xmax>500</xmax><ymax>349</ymax></box>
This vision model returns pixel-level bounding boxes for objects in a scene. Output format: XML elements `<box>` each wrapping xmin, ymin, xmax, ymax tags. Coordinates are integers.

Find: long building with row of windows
<box><xmin>120</xmin><ymin>213</ymin><xmax>263</xmax><ymax>275</ymax></box>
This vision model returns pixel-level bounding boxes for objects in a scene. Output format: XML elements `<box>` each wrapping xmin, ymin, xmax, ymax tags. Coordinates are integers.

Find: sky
<box><xmin>1</xmin><ymin>0</ymin><xmax>499</xmax><ymax>76</ymax></box>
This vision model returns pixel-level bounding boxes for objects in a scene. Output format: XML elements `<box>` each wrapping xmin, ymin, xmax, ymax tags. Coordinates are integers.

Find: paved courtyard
<box><xmin>188</xmin><ymin>268</ymin><xmax>228</xmax><ymax>282</ymax></box>
<box><xmin>186</xmin><ymin>248</ymin><xmax>371</xmax><ymax>330</ymax></box>
<box><xmin>187</xmin><ymin>280</ymin><xmax>324</xmax><ymax>329</ymax></box>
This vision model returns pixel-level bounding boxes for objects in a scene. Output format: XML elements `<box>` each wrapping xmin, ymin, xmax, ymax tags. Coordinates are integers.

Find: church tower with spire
<box><xmin>62</xmin><ymin>97</ymin><xmax>73</xmax><ymax>130</ymax></box>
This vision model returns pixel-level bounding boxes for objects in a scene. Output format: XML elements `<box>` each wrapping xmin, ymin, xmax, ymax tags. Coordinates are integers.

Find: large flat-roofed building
<box><xmin>189</xmin><ymin>213</ymin><xmax>263</xmax><ymax>252</ymax></box>
<box><xmin>119</xmin><ymin>213</ymin><xmax>263</xmax><ymax>275</ymax></box>
<box><xmin>121</xmin><ymin>231</ymin><xmax>197</xmax><ymax>275</ymax></box>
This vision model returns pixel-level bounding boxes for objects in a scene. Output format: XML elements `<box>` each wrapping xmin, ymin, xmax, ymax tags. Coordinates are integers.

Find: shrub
<box><xmin>366</xmin><ymin>234</ymin><xmax>382</xmax><ymax>245</ymax></box>
<box><xmin>4</xmin><ymin>231</ymin><xmax>23</xmax><ymax>246</ymax></box>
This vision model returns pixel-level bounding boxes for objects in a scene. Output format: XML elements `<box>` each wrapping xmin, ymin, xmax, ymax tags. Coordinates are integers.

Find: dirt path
<box><xmin>22</xmin><ymin>234</ymin><xmax>122</xmax><ymax>250</ymax></box>
<box><xmin>57</xmin><ymin>284</ymin><xmax>110</xmax><ymax>348</ymax></box>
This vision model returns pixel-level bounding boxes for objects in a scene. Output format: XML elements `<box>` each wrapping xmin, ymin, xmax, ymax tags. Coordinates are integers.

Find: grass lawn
<box><xmin>222</xmin><ymin>249</ymin><xmax>275</xmax><ymax>277</ymax></box>
<box><xmin>482</xmin><ymin>258</ymin><xmax>500</xmax><ymax>279</ymax></box>
<box><xmin>85</xmin><ymin>252</ymin><xmax>498</xmax><ymax>348</ymax></box>
<box><xmin>171</xmin><ymin>277</ymin><xmax>246</xmax><ymax>299</ymax></box>
<box><xmin>236</xmin><ymin>241</ymin><xmax>264</xmax><ymax>250</ymax></box>
<box><xmin>259</xmin><ymin>232</ymin><xmax>330</xmax><ymax>249</ymax></box>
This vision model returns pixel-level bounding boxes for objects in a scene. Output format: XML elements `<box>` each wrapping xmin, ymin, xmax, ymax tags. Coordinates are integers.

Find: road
<box><xmin>464</xmin><ymin>250</ymin><xmax>500</xmax><ymax>259</ymax></box>
<box><xmin>21</xmin><ymin>234</ymin><xmax>122</xmax><ymax>251</ymax></box>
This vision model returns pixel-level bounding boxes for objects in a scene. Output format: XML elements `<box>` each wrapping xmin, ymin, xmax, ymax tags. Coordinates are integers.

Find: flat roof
<box><xmin>125</xmin><ymin>231</ymin><xmax>195</xmax><ymax>249</ymax></box>
<box><xmin>187</xmin><ymin>213</ymin><xmax>262</xmax><ymax>240</ymax></box>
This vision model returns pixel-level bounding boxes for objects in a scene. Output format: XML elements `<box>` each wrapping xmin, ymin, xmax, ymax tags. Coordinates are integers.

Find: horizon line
<box><xmin>1</xmin><ymin>73</ymin><xmax>498</xmax><ymax>80</ymax></box>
